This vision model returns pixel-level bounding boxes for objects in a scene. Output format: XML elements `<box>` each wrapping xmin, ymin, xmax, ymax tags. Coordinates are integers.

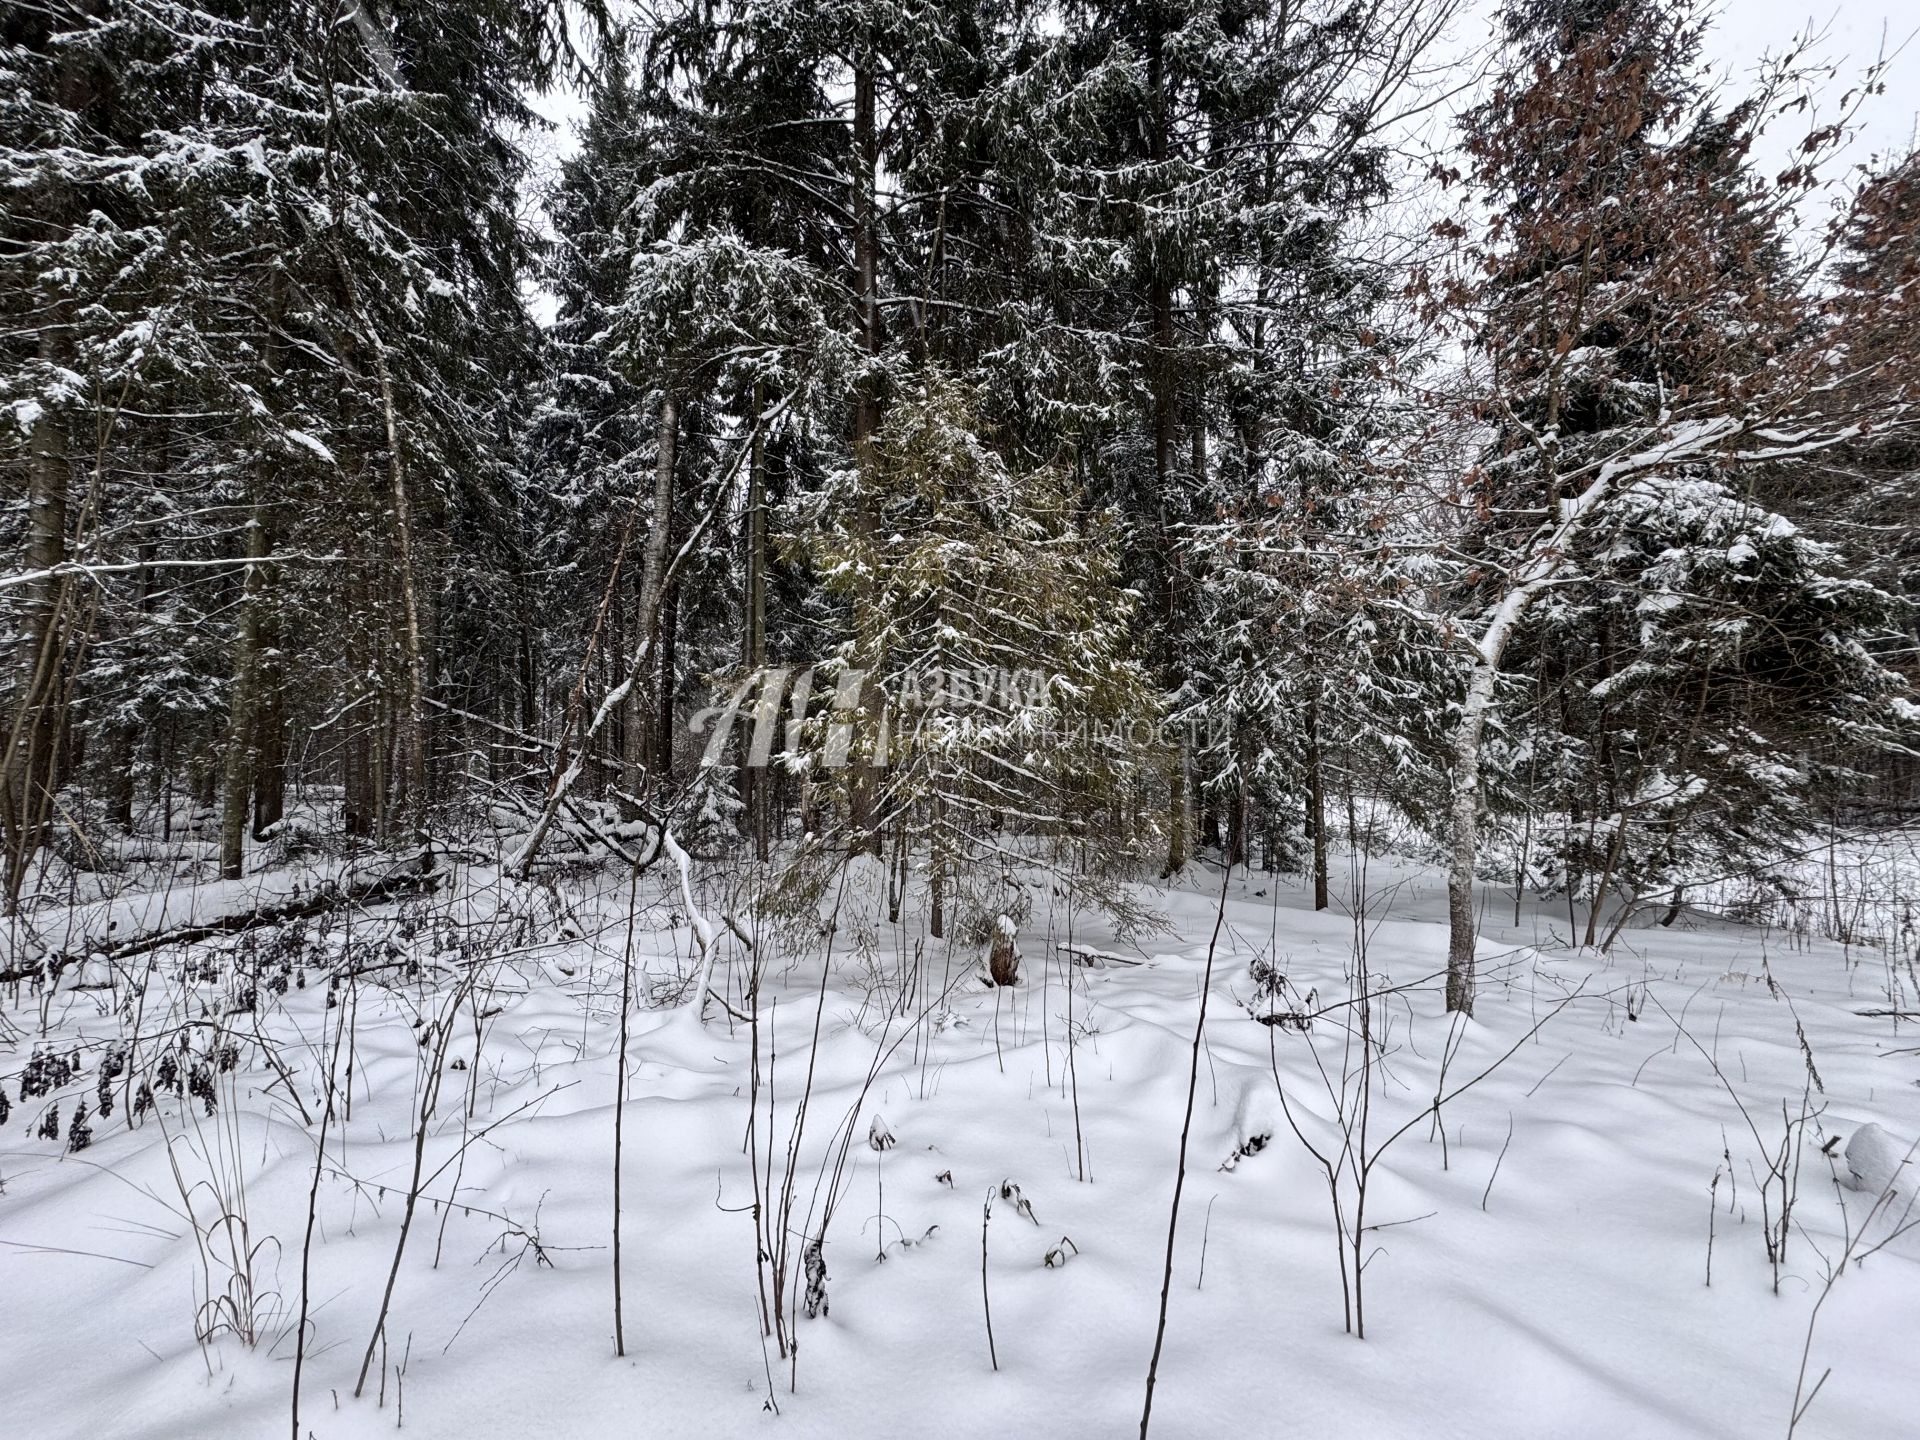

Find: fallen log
<box><xmin>102</xmin><ymin>868</ymin><xmax>442</xmax><ymax>963</ymax></box>
<box><xmin>1055</xmin><ymin>942</ymin><xmax>1144</xmax><ymax>968</ymax></box>
<box><xmin>0</xmin><ymin>864</ymin><xmax>441</xmax><ymax>985</ymax></box>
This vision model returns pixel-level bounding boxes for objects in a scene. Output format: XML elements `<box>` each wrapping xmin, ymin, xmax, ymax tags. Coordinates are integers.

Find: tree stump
<box><xmin>988</xmin><ymin>914</ymin><xmax>1019</xmax><ymax>986</ymax></box>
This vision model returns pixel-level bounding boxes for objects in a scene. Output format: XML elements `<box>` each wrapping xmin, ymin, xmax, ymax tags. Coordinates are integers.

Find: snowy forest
<box><xmin>3</xmin><ymin>0</ymin><xmax>1919</xmax><ymax>1434</ymax></box>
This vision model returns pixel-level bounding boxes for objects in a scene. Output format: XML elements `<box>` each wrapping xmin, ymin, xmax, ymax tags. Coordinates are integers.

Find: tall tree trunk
<box><xmin>929</xmin><ymin>802</ymin><xmax>946</xmax><ymax>941</ymax></box>
<box><xmin>378</xmin><ymin>387</ymin><xmax>427</xmax><ymax>838</ymax></box>
<box><xmin>3</xmin><ymin>358</ymin><xmax>71</xmax><ymax>901</ymax></box>
<box><xmin>622</xmin><ymin>394</ymin><xmax>678</xmax><ymax>806</ymax></box>
<box><xmin>1446</xmin><ymin>658</ymin><xmax>1502</xmax><ymax>1015</ymax></box>
<box><xmin>253</xmin><ymin>685</ymin><xmax>285</xmax><ymax>836</ymax></box>
<box><xmin>250</xmin><ymin>543</ymin><xmax>286</xmax><ymax>839</ymax></box>
<box><xmin>322</xmin><ymin>50</ymin><xmax>426</xmax><ymax>844</ymax></box>
<box><xmin>105</xmin><ymin>540</ymin><xmax>157</xmax><ymax>832</ymax></box>
<box><xmin>1145</xmin><ymin>33</ymin><xmax>1188</xmax><ymax>879</ymax></box>
<box><xmin>249</xmin><ymin>273</ymin><xmax>289</xmax><ymax>840</ymax></box>
<box><xmin>344</xmin><ymin>548</ymin><xmax>377</xmax><ymax>839</ymax></box>
<box><xmin>655</xmin><ymin>578</ymin><xmax>679</xmax><ymax>785</ymax></box>
<box><xmin>1585</xmin><ymin>810</ymin><xmax>1628</xmax><ymax>949</ymax></box>
<box><xmin>519</xmin><ymin>623</ymin><xmax>538</xmax><ymax>739</ymax></box>
<box><xmin>744</xmin><ymin>385</ymin><xmax>769</xmax><ymax>860</ymax></box>
<box><xmin>219</xmin><ymin>506</ymin><xmax>271</xmax><ymax>879</ymax></box>
<box><xmin>105</xmin><ymin>721</ymin><xmax>136</xmax><ymax>831</ymax></box>
<box><xmin>844</xmin><ymin>43</ymin><xmax>884</xmax><ymax>856</ymax></box>
<box><xmin>1305</xmin><ymin>694</ymin><xmax>1329</xmax><ymax>911</ymax></box>
<box><xmin>1162</xmin><ymin>750</ymin><xmax>1189</xmax><ymax>877</ymax></box>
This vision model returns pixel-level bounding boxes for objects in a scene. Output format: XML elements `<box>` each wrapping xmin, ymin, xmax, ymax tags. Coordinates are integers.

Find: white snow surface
<box><xmin>3</xmin><ymin>850</ymin><xmax>1918</xmax><ymax>1439</ymax></box>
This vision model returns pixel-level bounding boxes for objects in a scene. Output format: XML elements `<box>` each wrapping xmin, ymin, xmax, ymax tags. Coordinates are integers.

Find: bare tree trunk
<box><xmin>1438</xmin><ymin>437</ymin><xmax>1692</xmax><ymax>1011</ymax></box>
<box><xmin>655</xmin><ymin>577</ymin><xmax>679</xmax><ymax>786</ymax></box>
<box><xmin>343</xmin><ymin>539</ymin><xmax>378</xmax><ymax>839</ymax></box>
<box><xmin>1584</xmin><ymin>811</ymin><xmax>1629</xmax><ymax>948</ymax></box>
<box><xmin>623</xmin><ymin>394</ymin><xmax>678</xmax><ymax>806</ymax></box>
<box><xmin>250</xmin><ymin>277</ymin><xmax>289</xmax><ymax>840</ymax></box>
<box><xmin>3</xmin><ymin>363</ymin><xmax>71</xmax><ymax>900</ymax></box>
<box><xmin>518</xmin><ymin>621</ymin><xmax>538</xmax><ymax>738</ymax></box>
<box><xmin>377</xmin><ymin>373</ymin><xmax>428</xmax><ymax>837</ymax></box>
<box><xmin>843</xmin><ymin>45</ymin><xmax>884</xmax><ymax>857</ymax></box>
<box><xmin>220</xmin><ymin>506</ymin><xmax>271</xmax><ymax>878</ymax></box>
<box><xmin>1144</xmin><ymin>34</ymin><xmax>1191</xmax><ymax>881</ymax></box>
<box><xmin>1162</xmin><ymin>748</ymin><xmax>1189</xmax><ymax>877</ymax></box>
<box><xmin>1446</xmin><ymin>655</ymin><xmax>1502</xmax><ymax>1015</ymax></box>
<box><xmin>104</xmin><ymin>721</ymin><xmax>135</xmax><ymax>830</ymax></box>
<box><xmin>744</xmin><ymin>386</ymin><xmax>769</xmax><ymax>859</ymax></box>
<box><xmin>1306</xmin><ymin>694</ymin><xmax>1329</xmax><ymax>911</ymax></box>
<box><xmin>337</xmin><ymin>286</ymin><xmax>426</xmax><ymax>840</ymax></box>
<box><xmin>253</xmin><ymin>680</ymin><xmax>286</xmax><ymax>837</ymax></box>
<box><xmin>19</xmin><ymin>398</ymin><xmax>68</xmax><ymax>684</ymax></box>
<box><xmin>930</xmin><ymin>796</ymin><xmax>946</xmax><ymax>941</ymax></box>
<box><xmin>104</xmin><ymin>541</ymin><xmax>156</xmax><ymax>831</ymax></box>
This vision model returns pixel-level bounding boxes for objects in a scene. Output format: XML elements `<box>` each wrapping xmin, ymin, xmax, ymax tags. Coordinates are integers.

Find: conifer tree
<box><xmin>1425</xmin><ymin>0</ymin><xmax>1913</xmax><ymax>1010</ymax></box>
<box><xmin>796</xmin><ymin>373</ymin><xmax>1157</xmax><ymax>934</ymax></box>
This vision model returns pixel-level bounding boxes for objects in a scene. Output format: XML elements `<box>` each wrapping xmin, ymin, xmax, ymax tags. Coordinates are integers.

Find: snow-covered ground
<box><xmin>3</xmin><ymin>845</ymin><xmax>1916</xmax><ymax>1439</ymax></box>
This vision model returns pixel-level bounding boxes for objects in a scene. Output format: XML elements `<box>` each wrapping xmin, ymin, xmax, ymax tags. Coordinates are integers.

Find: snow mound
<box><xmin>1221</xmin><ymin>1077</ymin><xmax>1283</xmax><ymax>1171</ymax></box>
<box><xmin>1843</xmin><ymin>1122</ymin><xmax>1915</xmax><ymax>1197</ymax></box>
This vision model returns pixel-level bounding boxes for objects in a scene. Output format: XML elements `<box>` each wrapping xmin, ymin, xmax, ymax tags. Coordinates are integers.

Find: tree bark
<box><xmin>844</xmin><ymin>43</ymin><xmax>884</xmax><ymax>857</ymax></box>
<box><xmin>1445</xmin><ymin>660</ymin><xmax>1501</xmax><ymax>1015</ymax></box>
<box><xmin>623</xmin><ymin>394</ymin><xmax>678</xmax><ymax>806</ymax></box>
<box><xmin>3</xmin><ymin>351</ymin><xmax>71</xmax><ymax>901</ymax></box>
<box><xmin>1305</xmin><ymin>694</ymin><xmax>1329</xmax><ymax>911</ymax></box>
<box><xmin>1145</xmin><ymin>33</ymin><xmax>1188</xmax><ymax>878</ymax></box>
<box><xmin>344</xmin><ymin>544</ymin><xmax>377</xmax><ymax>839</ymax></box>
<box><xmin>655</xmin><ymin>577</ymin><xmax>679</xmax><ymax>785</ymax></box>
<box><xmin>744</xmin><ymin>384</ymin><xmax>769</xmax><ymax>859</ymax></box>
<box><xmin>219</xmin><ymin>506</ymin><xmax>271</xmax><ymax>879</ymax></box>
<box><xmin>1162</xmin><ymin>747</ymin><xmax>1189</xmax><ymax>877</ymax></box>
